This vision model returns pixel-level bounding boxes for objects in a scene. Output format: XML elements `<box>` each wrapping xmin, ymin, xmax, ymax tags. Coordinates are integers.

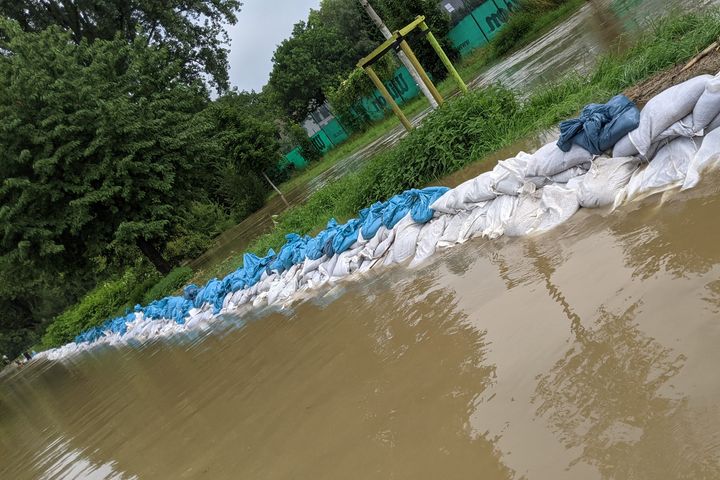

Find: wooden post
<box><xmin>365</xmin><ymin>66</ymin><xmax>413</xmax><ymax>132</ymax></box>
<box><xmin>420</xmin><ymin>20</ymin><xmax>468</xmax><ymax>94</ymax></box>
<box><xmin>262</xmin><ymin>172</ymin><xmax>290</xmax><ymax>207</ymax></box>
<box><xmin>397</xmin><ymin>40</ymin><xmax>444</xmax><ymax>106</ymax></box>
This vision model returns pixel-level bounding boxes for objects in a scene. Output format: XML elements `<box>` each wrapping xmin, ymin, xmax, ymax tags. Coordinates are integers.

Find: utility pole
<box><xmin>359</xmin><ymin>0</ymin><xmax>439</xmax><ymax>110</ymax></box>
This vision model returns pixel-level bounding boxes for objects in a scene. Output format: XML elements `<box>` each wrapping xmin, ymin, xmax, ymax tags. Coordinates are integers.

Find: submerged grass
<box><xmin>195</xmin><ymin>11</ymin><xmax>720</xmax><ymax>284</ymax></box>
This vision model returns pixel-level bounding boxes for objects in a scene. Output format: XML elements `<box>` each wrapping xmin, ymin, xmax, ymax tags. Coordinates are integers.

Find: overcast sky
<box><xmin>227</xmin><ymin>0</ymin><xmax>322</xmax><ymax>92</ymax></box>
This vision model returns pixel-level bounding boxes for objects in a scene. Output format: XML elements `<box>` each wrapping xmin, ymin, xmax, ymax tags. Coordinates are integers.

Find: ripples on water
<box><xmin>4</xmin><ymin>1</ymin><xmax>720</xmax><ymax>479</ymax></box>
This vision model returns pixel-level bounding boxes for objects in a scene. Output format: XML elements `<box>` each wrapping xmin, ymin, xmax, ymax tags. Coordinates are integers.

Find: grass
<box><xmin>191</xmin><ymin>10</ymin><xmax>720</xmax><ymax>286</ymax></box>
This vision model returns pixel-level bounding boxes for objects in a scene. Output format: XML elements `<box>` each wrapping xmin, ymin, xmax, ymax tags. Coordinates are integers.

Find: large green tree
<box><xmin>267</xmin><ymin>0</ymin><xmax>381</xmax><ymax>121</ymax></box>
<box><xmin>0</xmin><ymin>0</ymin><xmax>242</xmax><ymax>91</ymax></box>
<box><xmin>0</xmin><ymin>19</ymin><xmax>211</xmax><ymax>277</ymax></box>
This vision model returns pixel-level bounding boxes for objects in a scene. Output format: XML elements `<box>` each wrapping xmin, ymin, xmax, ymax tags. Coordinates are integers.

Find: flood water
<box><xmin>4</xmin><ymin>1</ymin><xmax>720</xmax><ymax>479</ymax></box>
<box><xmin>191</xmin><ymin>0</ymin><xmax>720</xmax><ymax>272</ymax></box>
<box><xmin>4</xmin><ymin>169</ymin><xmax>720</xmax><ymax>479</ymax></box>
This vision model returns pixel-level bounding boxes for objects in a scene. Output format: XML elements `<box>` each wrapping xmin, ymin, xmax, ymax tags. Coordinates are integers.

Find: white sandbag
<box><xmin>504</xmin><ymin>193</ymin><xmax>543</xmax><ymax>237</ymax></box>
<box><xmin>482</xmin><ymin>195</ymin><xmax>518</xmax><ymax>239</ymax></box>
<box><xmin>492</xmin><ymin>153</ymin><xmax>531</xmax><ymax>195</ymax></box>
<box><xmin>369</xmin><ymin>226</ymin><xmax>396</xmax><ymax>261</ymax></box>
<box><xmin>612</xmin><ymin>134</ymin><xmax>639</xmax><ymax>157</ymax></box>
<box><xmin>319</xmin><ymin>254</ymin><xmax>339</xmax><ymax>278</ymax></box>
<box><xmin>654</xmin><ymin>113</ymin><xmax>696</xmax><ymax>143</ymax></box>
<box><xmin>628</xmin><ymin>75</ymin><xmax>712</xmax><ymax>158</ymax></box>
<box><xmin>332</xmin><ymin>246</ymin><xmax>364</xmax><ymax>278</ymax></box>
<box><xmin>526</xmin><ymin>142</ymin><xmax>594</xmax><ymax>177</ymax></box>
<box><xmin>536</xmin><ymin>185</ymin><xmax>580</xmax><ymax>232</ymax></box>
<box><xmin>384</xmin><ymin>215</ymin><xmax>422</xmax><ymax>265</ymax></box>
<box><xmin>456</xmin><ymin>202</ymin><xmax>491</xmax><ymax>243</ymax></box>
<box><xmin>548</xmin><ymin>165</ymin><xmax>588</xmax><ymax>184</ymax></box>
<box><xmin>430</xmin><ymin>174</ymin><xmax>496</xmax><ymax>214</ymax></box>
<box><xmin>437</xmin><ymin>210</ymin><xmax>471</xmax><ymax>247</ymax></box>
<box><xmin>302</xmin><ymin>255</ymin><xmax>327</xmax><ymax>275</ymax></box>
<box><xmin>693</xmin><ymin>74</ymin><xmax>720</xmax><ymax>131</ymax></box>
<box><xmin>706</xmin><ymin>110</ymin><xmax>720</xmax><ymax>133</ymax></box>
<box><xmin>624</xmin><ymin>136</ymin><xmax>698</xmax><ymax>201</ymax></box>
<box><xmin>683</xmin><ymin>126</ymin><xmax>720</xmax><ymax>190</ymax></box>
<box><xmin>411</xmin><ymin>215</ymin><xmax>448</xmax><ymax>267</ymax></box>
<box><xmin>577</xmin><ymin>156</ymin><xmax>640</xmax><ymax>208</ymax></box>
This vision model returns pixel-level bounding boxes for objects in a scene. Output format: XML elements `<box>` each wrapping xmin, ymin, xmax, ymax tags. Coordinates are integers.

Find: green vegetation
<box><xmin>195</xmin><ymin>11</ymin><xmax>720</xmax><ymax>286</ymax></box>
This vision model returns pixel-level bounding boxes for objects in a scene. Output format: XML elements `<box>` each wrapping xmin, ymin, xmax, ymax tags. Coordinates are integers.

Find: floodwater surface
<box><xmin>3</xmin><ymin>171</ymin><xmax>720</xmax><ymax>478</ymax></box>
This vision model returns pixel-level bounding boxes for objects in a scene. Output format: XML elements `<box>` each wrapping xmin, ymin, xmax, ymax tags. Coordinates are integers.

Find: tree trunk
<box><xmin>137</xmin><ymin>238</ymin><xmax>173</xmax><ymax>275</ymax></box>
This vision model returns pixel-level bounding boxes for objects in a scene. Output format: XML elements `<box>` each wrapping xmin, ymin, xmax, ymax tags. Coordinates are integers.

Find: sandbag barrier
<box><xmin>38</xmin><ymin>73</ymin><xmax>720</xmax><ymax>361</ymax></box>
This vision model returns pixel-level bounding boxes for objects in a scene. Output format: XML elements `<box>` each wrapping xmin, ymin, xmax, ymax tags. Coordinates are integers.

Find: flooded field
<box><xmin>3</xmin><ymin>169</ymin><xmax>720</xmax><ymax>479</ymax></box>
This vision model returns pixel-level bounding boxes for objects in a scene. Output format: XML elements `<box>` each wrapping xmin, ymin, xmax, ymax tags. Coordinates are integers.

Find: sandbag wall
<box><xmin>40</xmin><ymin>73</ymin><xmax>720</xmax><ymax>361</ymax></box>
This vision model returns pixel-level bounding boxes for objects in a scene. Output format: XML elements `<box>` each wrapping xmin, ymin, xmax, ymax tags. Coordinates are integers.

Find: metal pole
<box><xmin>397</xmin><ymin>40</ymin><xmax>444</xmax><ymax>106</ymax></box>
<box><xmin>420</xmin><ymin>21</ymin><xmax>468</xmax><ymax>94</ymax></box>
<box><xmin>364</xmin><ymin>66</ymin><xmax>413</xmax><ymax>132</ymax></box>
<box><xmin>262</xmin><ymin>172</ymin><xmax>290</xmax><ymax>207</ymax></box>
<box><xmin>359</xmin><ymin>0</ymin><xmax>439</xmax><ymax>110</ymax></box>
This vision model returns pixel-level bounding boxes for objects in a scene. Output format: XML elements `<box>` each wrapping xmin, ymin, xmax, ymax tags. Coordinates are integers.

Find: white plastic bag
<box><xmin>526</xmin><ymin>142</ymin><xmax>594</xmax><ymax>177</ymax></box>
<box><xmin>628</xmin><ymin>75</ymin><xmax>711</xmax><ymax>158</ymax></box>
<box><xmin>577</xmin><ymin>156</ymin><xmax>640</xmax><ymax>208</ymax></box>
<box><xmin>504</xmin><ymin>194</ymin><xmax>543</xmax><ymax>237</ymax></box>
<box><xmin>624</xmin><ymin>137</ymin><xmax>698</xmax><ymax>201</ymax></box>
<box><xmin>693</xmin><ymin>74</ymin><xmax>720</xmax><ymax>131</ymax></box>
<box><xmin>683</xmin><ymin>126</ymin><xmax>720</xmax><ymax>190</ymax></box>
<box><xmin>482</xmin><ymin>195</ymin><xmax>518</xmax><ymax>239</ymax></box>
<box><xmin>384</xmin><ymin>215</ymin><xmax>422</xmax><ymax>265</ymax></box>
<box><xmin>536</xmin><ymin>185</ymin><xmax>580</xmax><ymax>232</ymax></box>
<box><xmin>411</xmin><ymin>215</ymin><xmax>448</xmax><ymax>267</ymax></box>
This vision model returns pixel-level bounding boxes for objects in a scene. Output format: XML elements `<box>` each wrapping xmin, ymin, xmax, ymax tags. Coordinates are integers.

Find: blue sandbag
<box><xmin>382</xmin><ymin>194</ymin><xmax>412</xmax><ymax>229</ymax></box>
<box><xmin>305</xmin><ymin>219</ymin><xmax>337</xmax><ymax>260</ymax></box>
<box><xmin>183</xmin><ymin>284</ymin><xmax>199</xmax><ymax>301</ymax></box>
<box><xmin>268</xmin><ymin>234</ymin><xmax>309</xmax><ymax>273</ymax></box>
<box><xmin>193</xmin><ymin>279</ymin><xmax>227</xmax><ymax>313</ymax></box>
<box><xmin>557</xmin><ymin>95</ymin><xmax>640</xmax><ymax>155</ymax></box>
<box><xmin>409</xmin><ymin>187</ymin><xmax>450</xmax><ymax>224</ymax></box>
<box><xmin>332</xmin><ymin>218</ymin><xmax>362</xmax><ymax>254</ymax></box>
<box><xmin>360</xmin><ymin>202</ymin><xmax>386</xmax><ymax>239</ymax></box>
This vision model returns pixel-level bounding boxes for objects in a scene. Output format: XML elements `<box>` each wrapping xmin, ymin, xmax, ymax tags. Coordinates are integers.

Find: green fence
<box><xmin>358</xmin><ymin>65</ymin><xmax>423</xmax><ymax>121</ymax></box>
<box><xmin>448</xmin><ymin>0</ymin><xmax>519</xmax><ymax>56</ymax></box>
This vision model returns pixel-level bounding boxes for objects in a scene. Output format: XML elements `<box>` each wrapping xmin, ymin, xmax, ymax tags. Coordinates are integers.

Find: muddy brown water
<box><xmin>191</xmin><ymin>0</ymin><xmax>720</xmax><ymax>272</ymax></box>
<box><xmin>3</xmin><ymin>171</ymin><xmax>720</xmax><ymax>479</ymax></box>
<box><xmin>4</xmin><ymin>1</ymin><xmax>720</xmax><ymax>479</ymax></box>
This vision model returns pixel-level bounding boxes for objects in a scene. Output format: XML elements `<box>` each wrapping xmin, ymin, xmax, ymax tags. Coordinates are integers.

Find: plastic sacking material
<box><xmin>384</xmin><ymin>215</ymin><xmax>423</xmax><ymax>265</ymax></box>
<box><xmin>431</xmin><ymin>175</ymin><xmax>496</xmax><ymax>214</ymax></box>
<box><xmin>628</xmin><ymin>75</ymin><xmax>712</xmax><ymax>159</ymax></box>
<box><xmin>483</xmin><ymin>195</ymin><xmax>518</xmax><ymax>239</ymax></box>
<box><xmin>693</xmin><ymin>74</ymin><xmax>720</xmax><ymax>131</ymax></box>
<box><xmin>331</xmin><ymin>218</ymin><xmax>362</xmax><ymax>254</ymax></box>
<box><xmin>536</xmin><ymin>185</ymin><xmax>581</xmax><ymax>232</ymax></box>
<box><xmin>456</xmin><ymin>202</ymin><xmax>491</xmax><ymax>243</ymax></box>
<box><xmin>504</xmin><ymin>193</ymin><xmax>543</xmax><ymax>237</ymax></box>
<box><xmin>558</xmin><ymin>94</ymin><xmax>640</xmax><ymax>155</ymax></box>
<box><xmin>408</xmin><ymin>187</ymin><xmax>450</xmax><ymax>223</ymax></box>
<box><xmin>410</xmin><ymin>215</ymin><xmax>448</xmax><ymax>267</ymax></box>
<box><xmin>492</xmin><ymin>154</ymin><xmax>531</xmax><ymax>195</ymax></box>
<box><xmin>525</xmin><ymin>142</ymin><xmax>594</xmax><ymax>178</ymax></box>
<box><xmin>624</xmin><ymin>136</ymin><xmax>699</xmax><ymax>201</ymax></box>
<box><xmin>360</xmin><ymin>201</ymin><xmax>386</xmax><ymax>239</ymax></box>
<box><xmin>683</xmin><ymin>126</ymin><xmax>720</xmax><ymax>190</ymax></box>
<box><xmin>612</xmin><ymin>133</ymin><xmax>639</xmax><ymax>157</ymax></box>
<box><xmin>577</xmin><ymin>156</ymin><xmax>640</xmax><ymax>208</ymax></box>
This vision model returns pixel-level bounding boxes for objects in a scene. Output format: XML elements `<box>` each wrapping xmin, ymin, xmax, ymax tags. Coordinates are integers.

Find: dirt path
<box><xmin>625</xmin><ymin>42</ymin><xmax>720</xmax><ymax>106</ymax></box>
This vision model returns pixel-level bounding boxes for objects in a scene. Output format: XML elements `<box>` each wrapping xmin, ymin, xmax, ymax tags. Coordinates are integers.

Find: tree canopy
<box><xmin>0</xmin><ymin>0</ymin><xmax>242</xmax><ymax>91</ymax></box>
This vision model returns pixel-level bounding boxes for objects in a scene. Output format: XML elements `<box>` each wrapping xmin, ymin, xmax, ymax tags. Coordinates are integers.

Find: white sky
<box><xmin>227</xmin><ymin>0</ymin><xmax>323</xmax><ymax>92</ymax></box>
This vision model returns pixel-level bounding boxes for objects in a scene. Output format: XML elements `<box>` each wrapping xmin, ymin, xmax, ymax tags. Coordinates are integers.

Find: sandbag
<box><xmin>683</xmin><ymin>126</ymin><xmax>720</xmax><ymax>190</ymax></box>
<box><xmin>410</xmin><ymin>215</ymin><xmax>448</xmax><ymax>267</ymax></box>
<box><xmin>430</xmin><ymin>173</ymin><xmax>496</xmax><ymax>214</ymax></box>
<box><xmin>612</xmin><ymin>134</ymin><xmax>639</xmax><ymax>157</ymax></box>
<box><xmin>504</xmin><ymin>194</ymin><xmax>543</xmax><ymax>237</ymax></box>
<box><xmin>628</xmin><ymin>75</ymin><xmax>712</xmax><ymax>158</ymax></box>
<box><xmin>624</xmin><ymin>136</ymin><xmax>698</xmax><ymax>201</ymax></box>
<box><xmin>384</xmin><ymin>215</ymin><xmax>422</xmax><ymax>265</ymax></box>
<box><xmin>557</xmin><ymin>94</ymin><xmax>640</xmax><ymax>155</ymax></box>
<box><xmin>491</xmin><ymin>153</ymin><xmax>531</xmax><ymax>196</ymax></box>
<box><xmin>482</xmin><ymin>195</ymin><xmax>518</xmax><ymax>239</ymax></box>
<box><xmin>456</xmin><ymin>202</ymin><xmax>490</xmax><ymax>243</ymax></box>
<box><xmin>536</xmin><ymin>185</ymin><xmax>581</xmax><ymax>232</ymax></box>
<box><xmin>437</xmin><ymin>210</ymin><xmax>471</xmax><ymax>247</ymax></box>
<box><xmin>577</xmin><ymin>156</ymin><xmax>640</xmax><ymax>208</ymax></box>
<box><xmin>526</xmin><ymin>142</ymin><xmax>594</xmax><ymax>178</ymax></box>
<box><xmin>693</xmin><ymin>74</ymin><xmax>720</xmax><ymax>131</ymax></box>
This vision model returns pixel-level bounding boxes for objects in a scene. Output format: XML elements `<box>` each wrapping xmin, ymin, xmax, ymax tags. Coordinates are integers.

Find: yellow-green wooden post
<box><xmin>419</xmin><ymin>20</ymin><xmax>468</xmax><ymax>94</ymax></box>
<box><xmin>364</xmin><ymin>65</ymin><xmax>413</xmax><ymax>132</ymax></box>
<box><xmin>398</xmin><ymin>40</ymin><xmax>444</xmax><ymax>106</ymax></box>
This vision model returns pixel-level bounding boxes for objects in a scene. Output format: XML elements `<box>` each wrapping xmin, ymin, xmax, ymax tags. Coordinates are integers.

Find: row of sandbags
<box><xmin>38</xmin><ymin>73</ymin><xmax>720</xmax><ymax>361</ymax></box>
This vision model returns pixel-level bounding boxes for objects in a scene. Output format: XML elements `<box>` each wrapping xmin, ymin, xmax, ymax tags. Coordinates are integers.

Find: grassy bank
<box><xmin>195</xmin><ymin>11</ymin><xmax>720</xmax><ymax>285</ymax></box>
<box><xmin>39</xmin><ymin>10</ymin><xmax>720</xmax><ymax>350</ymax></box>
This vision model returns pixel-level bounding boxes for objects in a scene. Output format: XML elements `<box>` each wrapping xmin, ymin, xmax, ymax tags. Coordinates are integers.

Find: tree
<box><xmin>0</xmin><ymin>0</ymin><xmax>242</xmax><ymax>91</ymax></box>
<box><xmin>0</xmin><ymin>20</ymin><xmax>211</xmax><ymax>276</ymax></box>
<box><xmin>267</xmin><ymin>0</ymin><xmax>382</xmax><ymax>121</ymax></box>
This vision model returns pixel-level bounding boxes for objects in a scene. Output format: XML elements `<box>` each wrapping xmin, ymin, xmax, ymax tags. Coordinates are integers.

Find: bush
<box><xmin>142</xmin><ymin>266</ymin><xmax>194</xmax><ymax>305</ymax></box>
<box><xmin>40</xmin><ymin>268</ymin><xmax>158</xmax><ymax>348</ymax></box>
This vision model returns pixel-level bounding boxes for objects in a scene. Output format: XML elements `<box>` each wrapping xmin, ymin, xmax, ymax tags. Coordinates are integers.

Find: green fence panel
<box><xmin>357</xmin><ymin>65</ymin><xmax>423</xmax><ymax>121</ymax></box>
<box><xmin>283</xmin><ymin>147</ymin><xmax>308</xmax><ymax>169</ymax></box>
<box><xmin>448</xmin><ymin>0</ymin><xmax>519</xmax><ymax>57</ymax></box>
<box><xmin>322</xmin><ymin>118</ymin><xmax>350</xmax><ymax>145</ymax></box>
<box><xmin>310</xmin><ymin>130</ymin><xmax>333</xmax><ymax>154</ymax></box>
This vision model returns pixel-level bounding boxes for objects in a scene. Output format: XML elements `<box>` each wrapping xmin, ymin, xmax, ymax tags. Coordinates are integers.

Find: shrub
<box><xmin>142</xmin><ymin>266</ymin><xmax>194</xmax><ymax>305</ymax></box>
